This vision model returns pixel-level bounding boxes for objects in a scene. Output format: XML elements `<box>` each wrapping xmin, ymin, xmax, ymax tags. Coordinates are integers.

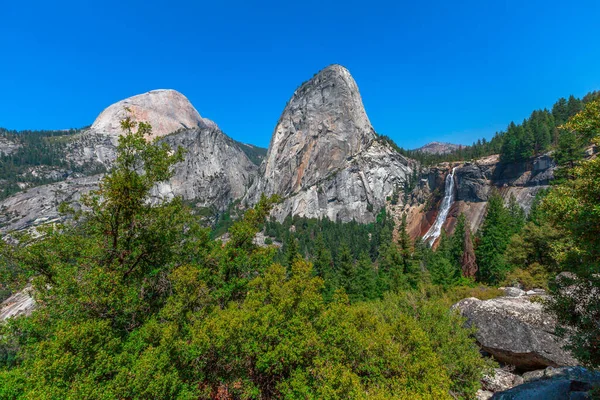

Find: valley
<box><xmin>1</xmin><ymin>64</ymin><xmax>599</xmax><ymax>399</ymax></box>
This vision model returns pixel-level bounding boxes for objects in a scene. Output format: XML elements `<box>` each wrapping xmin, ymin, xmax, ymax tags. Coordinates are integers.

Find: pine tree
<box><xmin>476</xmin><ymin>191</ymin><xmax>513</xmax><ymax>284</ymax></box>
<box><xmin>507</xmin><ymin>194</ymin><xmax>526</xmax><ymax>235</ymax></box>
<box><xmin>284</xmin><ymin>235</ymin><xmax>300</xmax><ymax>272</ymax></box>
<box><xmin>398</xmin><ymin>213</ymin><xmax>412</xmax><ymax>271</ymax></box>
<box><xmin>450</xmin><ymin>214</ymin><xmax>467</xmax><ymax>267</ymax></box>
<box><xmin>552</xmin><ymin>97</ymin><xmax>569</xmax><ymax>125</ymax></box>
<box><xmin>353</xmin><ymin>252</ymin><xmax>377</xmax><ymax>301</ymax></box>
<box><xmin>336</xmin><ymin>242</ymin><xmax>355</xmax><ymax>295</ymax></box>
<box><xmin>312</xmin><ymin>233</ymin><xmax>337</xmax><ymax>301</ymax></box>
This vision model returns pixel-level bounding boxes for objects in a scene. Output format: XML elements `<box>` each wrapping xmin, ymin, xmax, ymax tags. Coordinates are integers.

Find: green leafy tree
<box><xmin>542</xmin><ymin>98</ymin><xmax>600</xmax><ymax>367</ymax></box>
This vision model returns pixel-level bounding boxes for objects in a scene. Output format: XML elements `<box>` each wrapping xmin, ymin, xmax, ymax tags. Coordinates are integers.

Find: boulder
<box><xmin>491</xmin><ymin>367</ymin><xmax>600</xmax><ymax>399</ymax></box>
<box><xmin>482</xmin><ymin>369</ymin><xmax>524</xmax><ymax>392</ymax></box>
<box><xmin>476</xmin><ymin>389</ymin><xmax>494</xmax><ymax>400</ymax></box>
<box><xmin>504</xmin><ymin>287</ymin><xmax>526</xmax><ymax>297</ymax></box>
<box><xmin>452</xmin><ymin>296</ymin><xmax>577</xmax><ymax>370</ymax></box>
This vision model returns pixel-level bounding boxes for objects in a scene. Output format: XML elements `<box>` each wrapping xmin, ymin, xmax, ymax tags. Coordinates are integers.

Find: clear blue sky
<box><xmin>2</xmin><ymin>0</ymin><xmax>600</xmax><ymax>149</ymax></box>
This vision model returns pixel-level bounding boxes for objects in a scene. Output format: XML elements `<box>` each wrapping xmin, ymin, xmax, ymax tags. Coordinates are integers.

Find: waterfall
<box><xmin>422</xmin><ymin>167</ymin><xmax>457</xmax><ymax>246</ymax></box>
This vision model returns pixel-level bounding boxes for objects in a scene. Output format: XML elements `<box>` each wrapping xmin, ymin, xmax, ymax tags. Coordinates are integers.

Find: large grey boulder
<box><xmin>453</xmin><ymin>296</ymin><xmax>577</xmax><ymax>370</ymax></box>
<box><xmin>247</xmin><ymin>64</ymin><xmax>414</xmax><ymax>223</ymax></box>
<box><xmin>482</xmin><ymin>369</ymin><xmax>525</xmax><ymax>392</ymax></box>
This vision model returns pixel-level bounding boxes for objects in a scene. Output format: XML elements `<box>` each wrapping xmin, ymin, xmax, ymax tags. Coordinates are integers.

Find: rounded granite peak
<box><xmin>90</xmin><ymin>89</ymin><xmax>217</xmax><ymax>140</ymax></box>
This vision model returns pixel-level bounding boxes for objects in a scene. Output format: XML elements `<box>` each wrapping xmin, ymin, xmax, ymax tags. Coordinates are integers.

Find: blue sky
<box><xmin>2</xmin><ymin>0</ymin><xmax>600</xmax><ymax>149</ymax></box>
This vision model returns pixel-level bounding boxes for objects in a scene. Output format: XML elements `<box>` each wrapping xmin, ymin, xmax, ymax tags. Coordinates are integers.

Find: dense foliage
<box><xmin>539</xmin><ymin>98</ymin><xmax>600</xmax><ymax>368</ymax></box>
<box><xmin>0</xmin><ymin>117</ymin><xmax>491</xmax><ymax>399</ymax></box>
<box><xmin>234</xmin><ymin>140</ymin><xmax>268</xmax><ymax>166</ymax></box>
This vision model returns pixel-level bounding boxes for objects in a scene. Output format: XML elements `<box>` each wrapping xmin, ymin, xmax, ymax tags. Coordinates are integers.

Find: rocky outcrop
<box><xmin>0</xmin><ymin>285</ymin><xmax>35</xmax><ymax>321</ymax></box>
<box><xmin>0</xmin><ymin>175</ymin><xmax>101</xmax><ymax>233</ymax></box>
<box><xmin>452</xmin><ymin>295</ymin><xmax>577</xmax><ymax>370</ymax></box>
<box><xmin>152</xmin><ymin>127</ymin><xmax>258</xmax><ymax>210</ymax></box>
<box><xmin>482</xmin><ymin>369</ymin><xmax>524</xmax><ymax>393</ymax></box>
<box><xmin>414</xmin><ymin>141</ymin><xmax>461</xmax><ymax>155</ymax></box>
<box><xmin>248</xmin><ymin>64</ymin><xmax>413</xmax><ymax>223</ymax></box>
<box><xmin>0</xmin><ymin>136</ymin><xmax>20</xmax><ymax>156</ymax></box>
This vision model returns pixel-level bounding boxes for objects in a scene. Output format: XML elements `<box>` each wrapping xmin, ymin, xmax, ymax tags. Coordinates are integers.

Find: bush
<box><xmin>503</xmin><ymin>263</ymin><xmax>549</xmax><ymax>290</ymax></box>
<box><xmin>446</xmin><ymin>285</ymin><xmax>504</xmax><ymax>303</ymax></box>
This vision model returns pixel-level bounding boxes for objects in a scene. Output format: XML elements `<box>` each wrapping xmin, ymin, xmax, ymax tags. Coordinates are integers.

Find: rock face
<box><xmin>0</xmin><ymin>285</ymin><xmax>35</xmax><ymax>321</ymax></box>
<box><xmin>248</xmin><ymin>64</ymin><xmax>413</xmax><ymax>223</ymax></box>
<box><xmin>411</xmin><ymin>152</ymin><xmax>556</xmax><ymax>239</ymax></box>
<box><xmin>453</xmin><ymin>296</ymin><xmax>577</xmax><ymax>370</ymax></box>
<box><xmin>0</xmin><ymin>135</ymin><xmax>21</xmax><ymax>156</ymax></box>
<box><xmin>0</xmin><ymin>175</ymin><xmax>101</xmax><ymax>233</ymax></box>
<box><xmin>152</xmin><ymin>127</ymin><xmax>258</xmax><ymax>210</ymax></box>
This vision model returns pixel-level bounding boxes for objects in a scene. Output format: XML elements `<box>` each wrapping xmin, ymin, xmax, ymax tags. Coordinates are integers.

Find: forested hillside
<box><xmin>384</xmin><ymin>91</ymin><xmax>600</xmax><ymax>165</ymax></box>
<box><xmin>0</xmin><ymin>127</ymin><xmax>98</xmax><ymax>200</ymax></box>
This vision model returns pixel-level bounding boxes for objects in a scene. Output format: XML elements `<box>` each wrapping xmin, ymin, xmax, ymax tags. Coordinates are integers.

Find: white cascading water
<box><xmin>422</xmin><ymin>167</ymin><xmax>457</xmax><ymax>246</ymax></box>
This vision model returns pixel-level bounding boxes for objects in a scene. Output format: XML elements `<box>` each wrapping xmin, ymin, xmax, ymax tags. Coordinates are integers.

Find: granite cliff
<box><xmin>247</xmin><ymin>64</ymin><xmax>414</xmax><ymax>223</ymax></box>
<box><xmin>403</xmin><ymin>153</ymin><xmax>556</xmax><ymax>242</ymax></box>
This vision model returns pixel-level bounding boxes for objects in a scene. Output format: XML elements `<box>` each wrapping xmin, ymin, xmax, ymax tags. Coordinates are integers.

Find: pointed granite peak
<box><xmin>90</xmin><ymin>89</ymin><xmax>217</xmax><ymax>140</ymax></box>
<box><xmin>262</xmin><ymin>64</ymin><xmax>375</xmax><ymax>196</ymax></box>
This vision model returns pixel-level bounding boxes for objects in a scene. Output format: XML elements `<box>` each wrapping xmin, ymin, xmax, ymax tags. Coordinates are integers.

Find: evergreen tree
<box><xmin>429</xmin><ymin>256</ymin><xmax>460</xmax><ymax>289</ymax></box>
<box><xmin>397</xmin><ymin>213</ymin><xmax>413</xmax><ymax>277</ymax></box>
<box><xmin>543</xmin><ymin>98</ymin><xmax>600</xmax><ymax>367</ymax></box>
<box><xmin>476</xmin><ymin>191</ymin><xmax>514</xmax><ymax>284</ymax></box>
<box><xmin>450</xmin><ymin>214</ymin><xmax>467</xmax><ymax>267</ymax></box>
<box><xmin>284</xmin><ymin>235</ymin><xmax>300</xmax><ymax>273</ymax></box>
<box><xmin>312</xmin><ymin>233</ymin><xmax>337</xmax><ymax>300</ymax></box>
<box><xmin>336</xmin><ymin>242</ymin><xmax>355</xmax><ymax>295</ymax></box>
<box><xmin>506</xmin><ymin>194</ymin><xmax>526</xmax><ymax>234</ymax></box>
<box><xmin>552</xmin><ymin>97</ymin><xmax>569</xmax><ymax>125</ymax></box>
<box><xmin>353</xmin><ymin>252</ymin><xmax>378</xmax><ymax>301</ymax></box>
